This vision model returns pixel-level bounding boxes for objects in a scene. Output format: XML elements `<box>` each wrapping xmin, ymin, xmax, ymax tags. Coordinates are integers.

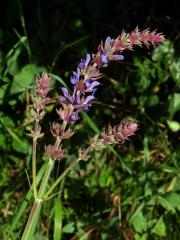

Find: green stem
<box><xmin>38</xmin><ymin>159</ymin><xmax>54</xmax><ymax>198</ymax></box>
<box><xmin>18</xmin><ymin>0</ymin><xmax>32</xmax><ymax>63</ymax></box>
<box><xmin>44</xmin><ymin>158</ymin><xmax>81</xmax><ymax>198</ymax></box>
<box><xmin>21</xmin><ymin>200</ymin><xmax>41</xmax><ymax>240</ymax></box>
<box><xmin>32</xmin><ymin>138</ymin><xmax>37</xmax><ymax>197</ymax></box>
<box><xmin>21</xmin><ymin>159</ymin><xmax>54</xmax><ymax>240</ymax></box>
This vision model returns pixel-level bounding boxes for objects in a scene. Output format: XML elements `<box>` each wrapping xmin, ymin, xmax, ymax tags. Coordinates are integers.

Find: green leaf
<box><xmin>166</xmin><ymin>192</ymin><xmax>180</xmax><ymax>211</ymax></box>
<box><xmin>98</xmin><ymin>165</ymin><xmax>108</xmax><ymax>187</ymax></box>
<box><xmin>5</xmin><ymin>36</ymin><xmax>27</xmax><ymax>76</ymax></box>
<box><xmin>10</xmin><ymin>64</ymin><xmax>46</xmax><ymax>94</ymax></box>
<box><xmin>81</xmin><ymin>112</ymin><xmax>100</xmax><ymax>134</ymax></box>
<box><xmin>139</xmin><ymin>76</ymin><xmax>151</xmax><ymax>90</ymax></box>
<box><xmin>0</xmin><ymin>134</ymin><xmax>6</xmax><ymax>150</ymax></box>
<box><xmin>0</xmin><ymin>84</ymin><xmax>8</xmax><ymax>102</ymax></box>
<box><xmin>167</xmin><ymin>120</ymin><xmax>180</xmax><ymax>132</ymax></box>
<box><xmin>147</xmin><ymin>95</ymin><xmax>159</xmax><ymax>107</ymax></box>
<box><xmin>49</xmin><ymin>73</ymin><xmax>68</xmax><ymax>88</ymax></box>
<box><xmin>12</xmin><ymin>135</ymin><xmax>29</xmax><ymax>154</ymax></box>
<box><xmin>152</xmin><ymin>216</ymin><xmax>166</xmax><ymax>237</ymax></box>
<box><xmin>63</xmin><ymin>222</ymin><xmax>75</xmax><ymax>234</ymax></box>
<box><xmin>0</xmin><ymin>169</ymin><xmax>8</xmax><ymax>187</ymax></box>
<box><xmin>170</xmin><ymin>60</ymin><xmax>180</xmax><ymax>84</ymax></box>
<box><xmin>54</xmin><ymin>198</ymin><xmax>63</xmax><ymax>240</ymax></box>
<box><xmin>131</xmin><ymin>210</ymin><xmax>147</xmax><ymax>233</ymax></box>
<box><xmin>159</xmin><ymin>164</ymin><xmax>180</xmax><ymax>174</ymax></box>
<box><xmin>168</xmin><ymin>93</ymin><xmax>180</xmax><ymax>118</ymax></box>
<box><xmin>1</xmin><ymin>115</ymin><xmax>15</xmax><ymax>128</ymax></box>
<box><xmin>158</xmin><ymin>196</ymin><xmax>175</xmax><ymax>213</ymax></box>
<box><xmin>152</xmin><ymin>40</ymin><xmax>174</xmax><ymax>65</ymax></box>
<box><xmin>156</xmin><ymin>65</ymin><xmax>168</xmax><ymax>82</ymax></box>
<box><xmin>135</xmin><ymin>233</ymin><xmax>148</xmax><ymax>240</ymax></box>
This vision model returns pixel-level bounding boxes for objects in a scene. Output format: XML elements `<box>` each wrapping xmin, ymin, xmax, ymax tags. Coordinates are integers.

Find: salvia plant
<box><xmin>21</xmin><ymin>27</ymin><xmax>165</xmax><ymax>239</ymax></box>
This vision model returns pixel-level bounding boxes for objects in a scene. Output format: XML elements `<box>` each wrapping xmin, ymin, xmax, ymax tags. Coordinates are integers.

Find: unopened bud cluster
<box><xmin>33</xmin><ymin>73</ymin><xmax>51</xmax><ymax>111</ymax></box>
<box><xmin>28</xmin><ymin>74</ymin><xmax>51</xmax><ymax>139</ymax></box>
<box><xmin>45</xmin><ymin>144</ymin><xmax>64</xmax><ymax>161</ymax></box>
<box><xmin>89</xmin><ymin>120</ymin><xmax>138</xmax><ymax>152</ymax></box>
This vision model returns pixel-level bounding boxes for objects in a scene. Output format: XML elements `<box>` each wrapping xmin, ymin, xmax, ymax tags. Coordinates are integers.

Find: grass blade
<box><xmin>53</xmin><ymin>197</ymin><xmax>63</xmax><ymax>240</ymax></box>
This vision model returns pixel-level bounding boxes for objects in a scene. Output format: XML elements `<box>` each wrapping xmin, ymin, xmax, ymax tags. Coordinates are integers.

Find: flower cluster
<box><xmin>50</xmin><ymin>122</ymin><xmax>74</xmax><ymax>139</ymax></box>
<box><xmin>59</xmin><ymin>27</ymin><xmax>164</xmax><ymax>124</ymax></box>
<box><xmin>89</xmin><ymin>120</ymin><xmax>138</xmax><ymax>151</ymax></box>
<box><xmin>101</xmin><ymin>120</ymin><xmax>138</xmax><ymax>145</ymax></box>
<box><xmin>29</xmin><ymin>28</ymin><xmax>164</xmax><ymax>159</ymax></box>
<box><xmin>45</xmin><ymin>144</ymin><xmax>64</xmax><ymax>161</ymax></box>
<box><xmin>28</xmin><ymin>73</ymin><xmax>51</xmax><ymax>139</ymax></box>
<box><xmin>33</xmin><ymin>73</ymin><xmax>51</xmax><ymax>111</ymax></box>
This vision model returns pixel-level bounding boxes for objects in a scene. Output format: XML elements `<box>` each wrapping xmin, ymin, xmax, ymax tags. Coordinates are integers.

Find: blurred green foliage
<box><xmin>0</xmin><ymin>0</ymin><xmax>179</xmax><ymax>239</ymax></box>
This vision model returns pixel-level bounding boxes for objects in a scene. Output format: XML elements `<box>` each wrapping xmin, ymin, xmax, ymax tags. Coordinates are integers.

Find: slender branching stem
<box><xmin>21</xmin><ymin>159</ymin><xmax>54</xmax><ymax>240</ymax></box>
<box><xmin>21</xmin><ymin>199</ymin><xmax>41</xmax><ymax>240</ymax></box>
<box><xmin>38</xmin><ymin>159</ymin><xmax>54</xmax><ymax>198</ymax></box>
<box><xmin>32</xmin><ymin>138</ymin><xmax>37</xmax><ymax>197</ymax></box>
<box><xmin>21</xmin><ymin>120</ymin><xmax>66</xmax><ymax>239</ymax></box>
<box><xmin>44</xmin><ymin>157</ymin><xmax>81</xmax><ymax>198</ymax></box>
<box><xmin>44</xmin><ymin>144</ymin><xmax>94</xmax><ymax>198</ymax></box>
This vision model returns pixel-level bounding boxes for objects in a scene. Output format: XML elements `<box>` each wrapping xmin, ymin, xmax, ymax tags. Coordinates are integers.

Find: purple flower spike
<box><xmin>105</xmin><ymin>36</ymin><xmax>112</xmax><ymax>45</ymax></box>
<box><xmin>58</xmin><ymin>28</ymin><xmax>165</xmax><ymax>124</ymax></box>
<box><xmin>79</xmin><ymin>53</ymin><xmax>91</xmax><ymax>69</ymax></box>
<box><xmin>116</xmin><ymin>54</ymin><xmax>124</xmax><ymax>60</ymax></box>
<box><xmin>85</xmin><ymin>80</ymin><xmax>100</xmax><ymax>90</ymax></box>
<box><xmin>60</xmin><ymin>87</ymin><xmax>75</xmax><ymax>104</ymax></box>
<box><xmin>84</xmin><ymin>95</ymin><xmax>95</xmax><ymax>104</ymax></box>
<box><xmin>70</xmin><ymin>68</ymin><xmax>80</xmax><ymax>84</ymax></box>
<box><xmin>70</xmin><ymin>112</ymin><xmax>80</xmax><ymax>123</ymax></box>
<box><xmin>101</xmin><ymin>54</ymin><xmax>109</xmax><ymax>64</ymax></box>
<box><xmin>61</xmin><ymin>87</ymin><xmax>69</xmax><ymax>97</ymax></box>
